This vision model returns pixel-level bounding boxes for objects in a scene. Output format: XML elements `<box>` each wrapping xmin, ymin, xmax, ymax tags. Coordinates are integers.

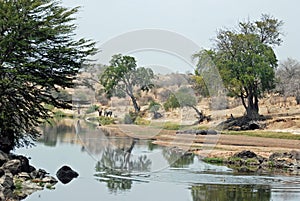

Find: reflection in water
<box><xmin>191</xmin><ymin>184</ymin><xmax>271</xmax><ymax>201</ymax></box>
<box><xmin>163</xmin><ymin>148</ymin><xmax>195</xmax><ymax>168</ymax></box>
<box><xmin>95</xmin><ymin>138</ymin><xmax>151</xmax><ymax>192</ymax></box>
<box><xmin>33</xmin><ymin>119</ymin><xmax>300</xmax><ymax>200</ymax></box>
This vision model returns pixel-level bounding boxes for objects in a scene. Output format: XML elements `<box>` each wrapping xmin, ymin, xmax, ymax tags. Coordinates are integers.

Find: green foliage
<box><xmin>0</xmin><ymin>0</ymin><xmax>96</xmax><ymax>152</ymax></box>
<box><xmin>86</xmin><ymin>105</ymin><xmax>100</xmax><ymax>114</ymax></box>
<box><xmin>100</xmin><ymin>54</ymin><xmax>154</xmax><ymax>113</ymax></box>
<box><xmin>123</xmin><ymin>111</ymin><xmax>139</xmax><ymax>124</ymax></box>
<box><xmin>162</xmin><ymin>122</ymin><xmax>180</xmax><ymax>130</ymax></box>
<box><xmin>203</xmin><ymin>157</ymin><xmax>224</xmax><ymax>164</ymax></box>
<box><xmin>194</xmin><ymin>14</ymin><xmax>283</xmax><ymax>119</ymax></box>
<box><xmin>148</xmin><ymin>101</ymin><xmax>161</xmax><ymax>113</ymax></box>
<box><xmin>189</xmin><ymin>75</ymin><xmax>209</xmax><ymax>97</ymax></box>
<box><xmin>98</xmin><ymin>116</ymin><xmax>115</xmax><ymax>125</ymax></box>
<box><xmin>164</xmin><ymin>88</ymin><xmax>198</xmax><ymax>111</ymax></box>
<box><xmin>134</xmin><ymin>117</ymin><xmax>150</xmax><ymax>126</ymax></box>
<box><xmin>53</xmin><ymin>110</ymin><xmax>67</xmax><ymax>118</ymax></box>
<box><xmin>163</xmin><ymin>94</ymin><xmax>180</xmax><ymax>111</ymax></box>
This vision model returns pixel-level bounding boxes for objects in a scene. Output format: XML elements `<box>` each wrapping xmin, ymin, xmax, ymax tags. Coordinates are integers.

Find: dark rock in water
<box><xmin>234</xmin><ymin>150</ymin><xmax>257</xmax><ymax>159</ymax></box>
<box><xmin>56</xmin><ymin>166</ymin><xmax>79</xmax><ymax>184</ymax></box>
<box><xmin>2</xmin><ymin>159</ymin><xmax>22</xmax><ymax>175</ymax></box>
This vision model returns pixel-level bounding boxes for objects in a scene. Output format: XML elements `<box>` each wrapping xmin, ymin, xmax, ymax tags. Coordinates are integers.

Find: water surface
<box><xmin>15</xmin><ymin>119</ymin><xmax>300</xmax><ymax>201</ymax></box>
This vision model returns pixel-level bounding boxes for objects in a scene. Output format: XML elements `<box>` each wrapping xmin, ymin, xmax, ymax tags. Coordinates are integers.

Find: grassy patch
<box><xmin>222</xmin><ymin>130</ymin><xmax>300</xmax><ymax>140</ymax></box>
<box><xmin>98</xmin><ymin>116</ymin><xmax>115</xmax><ymax>125</ymax></box>
<box><xmin>203</xmin><ymin>157</ymin><xmax>224</xmax><ymax>164</ymax></box>
<box><xmin>162</xmin><ymin>122</ymin><xmax>181</xmax><ymax>130</ymax></box>
<box><xmin>134</xmin><ymin>117</ymin><xmax>151</xmax><ymax>125</ymax></box>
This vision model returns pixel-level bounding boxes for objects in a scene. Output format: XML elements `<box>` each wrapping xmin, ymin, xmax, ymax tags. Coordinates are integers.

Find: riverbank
<box><xmin>0</xmin><ymin>151</ymin><xmax>58</xmax><ymax>200</ymax></box>
<box><xmin>151</xmin><ymin>129</ymin><xmax>300</xmax><ymax>175</ymax></box>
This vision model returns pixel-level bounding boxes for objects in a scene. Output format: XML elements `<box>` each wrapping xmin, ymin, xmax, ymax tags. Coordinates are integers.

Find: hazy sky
<box><xmin>62</xmin><ymin>0</ymin><xmax>299</xmax><ymax>72</ymax></box>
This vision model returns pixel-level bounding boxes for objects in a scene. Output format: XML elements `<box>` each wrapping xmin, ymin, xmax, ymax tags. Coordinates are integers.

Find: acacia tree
<box><xmin>100</xmin><ymin>54</ymin><xmax>154</xmax><ymax>113</ymax></box>
<box><xmin>0</xmin><ymin>0</ymin><xmax>96</xmax><ymax>153</ymax></box>
<box><xmin>164</xmin><ymin>88</ymin><xmax>205</xmax><ymax>123</ymax></box>
<box><xmin>194</xmin><ymin>14</ymin><xmax>283</xmax><ymax>119</ymax></box>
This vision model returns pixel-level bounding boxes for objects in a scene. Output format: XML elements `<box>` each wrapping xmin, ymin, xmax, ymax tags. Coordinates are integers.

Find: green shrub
<box><xmin>98</xmin><ymin>116</ymin><xmax>115</xmax><ymax>125</ymax></box>
<box><xmin>86</xmin><ymin>105</ymin><xmax>100</xmax><ymax>114</ymax></box>
<box><xmin>203</xmin><ymin>157</ymin><xmax>224</xmax><ymax>164</ymax></box>
<box><xmin>124</xmin><ymin>113</ymin><xmax>133</xmax><ymax>124</ymax></box>
<box><xmin>162</xmin><ymin>122</ymin><xmax>180</xmax><ymax>130</ymax></box>
<box><xmin>53</xmin><ymin>110</ymin><xmax>67</xmax><ymax>118</ymax></box>
<box><xmin>134</xmin><ymin>117</ymin><xmax>150</xmax><ymax>125</ymax></box>
<box><xmin>163</xmin><ymin>94</ymin><xmax>180</xmax><ymax>111</ymax></box>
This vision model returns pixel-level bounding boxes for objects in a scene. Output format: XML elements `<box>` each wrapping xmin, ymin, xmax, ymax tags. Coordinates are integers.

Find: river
<box><xmin>14</xmin><ymin>119</ymin><xmax>300</xmax><ymax>201</ymax></box>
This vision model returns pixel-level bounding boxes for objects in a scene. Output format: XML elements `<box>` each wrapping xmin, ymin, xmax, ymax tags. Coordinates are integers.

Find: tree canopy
<box><xmin>194</xmin><ymin>14</ymin><xmax>283</xmax><ymax>119</ymax></box>
<box><xmin>100</xmin><ymin>54</ymin><xmax>154</xmax><ymax>113</ymax></box>
<box><xmin>0</xmin><ymin>0</ymin><xmax>96</xmax><ymax>152</ymax></box>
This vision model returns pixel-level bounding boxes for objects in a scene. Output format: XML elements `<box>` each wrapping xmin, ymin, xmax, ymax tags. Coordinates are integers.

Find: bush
<box><xmin>98</xmin><ymin>116</ymin><xmax>115</xmax><ymax>125</ymax></box>
<box><xmin>162</xmin><ymin>122</ymin><xmax>180</xmax><ymax>130</ymax></box>
<box><xmin>86</xmin><ymin>105</ymin><xmax>100</xmax><ymax>114</ymax></box>
<box><xmin>124</xmin><ymin>114</ymin><xmax>133</xmax><ymax>124</ymax></box>
<box><xmin>134</xmin><ymin>117</ymin><xmax>150</xmax><ymax>125</ymax></box>
<box><xmin>163</xmin><ymin>94</ymin><xmax>180</xmax><ymax>111</ymax></box>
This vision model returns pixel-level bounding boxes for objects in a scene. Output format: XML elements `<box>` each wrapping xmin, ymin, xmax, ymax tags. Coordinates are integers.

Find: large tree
<box><xmin>194</xmin><ymin>14</ymin><xmax>283</xmax><ymax>119</ymax></box>
<box><xmin>0</xmin><ymin>0</ymin><xmax>96</xmax><ymax>152</ymax></box>
<box><xmin>100</xmin><ymin>54</ymin><xmax>154</xmax><ymax>113</ymax></box>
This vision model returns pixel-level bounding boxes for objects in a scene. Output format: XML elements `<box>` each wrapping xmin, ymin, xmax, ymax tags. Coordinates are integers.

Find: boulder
<box><xmin>12</xmin><ymin>155</ymin><xmax>30</xmax><ymax>173</ymax></box>
<box><xmin>56</xmin><ymin>166</ymin><xmax>79</xmax><ymax>184</ymax></box>
<box><xmin>0</xmin><ymin>151</ymin><xmax>9</xmax><ymax>166</ymax></box>
<box><xmin>0</xmin><ymin>173</ymin><xmax>14</xmax><ymax>190</ymax></box>
<box><xmin>206</xmin><ymin>130</ymin><xmax>218</xmax><ymax>135</ymax></box>
<box><xmin>234</xmin><ymin>150</ymin><xmax>257</xmax><ymax>159</ymax></box>
<box><xmin>30</xmin><ymin>169</ymin><xmax>48</xmax><ymax>179</ymax></box>
<box><xmin>2</xmin><ymin>159</ymin><xmax>22</xmax><ymax>175</ymax></box>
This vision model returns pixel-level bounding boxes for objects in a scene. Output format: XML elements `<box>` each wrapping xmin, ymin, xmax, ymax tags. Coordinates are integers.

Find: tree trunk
<box><xmin>191</xmin><ymin>106</ymin><xmax>204</xmax><ymax>123</ymax></box>
<box><xmin>130</xmin><ymin>95</ymin><xmax>140</xmax><ymax>113</ymax></box>
<box><xmin>246</xmin><ymin>94</ymin><xmax>260</xmax><ymax>120</ymax></box>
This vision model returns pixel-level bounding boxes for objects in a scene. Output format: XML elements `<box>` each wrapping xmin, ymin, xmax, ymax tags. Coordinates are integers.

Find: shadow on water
<box><xmin>26</xmin><ymin>119</ymin><xmax>300</xmax><ymax>201</ymax></box>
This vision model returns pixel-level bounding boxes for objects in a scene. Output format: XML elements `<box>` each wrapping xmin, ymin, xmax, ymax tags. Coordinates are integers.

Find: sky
<box><xmin>61</xmin><ymin>0</ymin><xmax>300</xmax><ymax>73</ymax></box>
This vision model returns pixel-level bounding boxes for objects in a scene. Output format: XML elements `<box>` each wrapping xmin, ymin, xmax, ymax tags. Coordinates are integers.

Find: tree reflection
<box><xmin>163</xmin><ymin>148</ymin><xmax>195</xmax><ymax>168</ymax></box>
<box><xmin>95</xmin><ymin>138</ymin><xmax>151</xmax><ymax>192</ymax></box>
<box><xmin>191</xmin><ymin>184</ymin><xmax>271</xmax><ymax>201</ymax></box>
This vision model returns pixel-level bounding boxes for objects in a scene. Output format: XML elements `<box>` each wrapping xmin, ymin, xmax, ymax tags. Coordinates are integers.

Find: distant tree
<box><xmin>194</xmin><ymin>14</ymin><xmax>283</xmax><ymax>119</ymax></box>
<box><xmin>276</xmin><ymin>58</ymin><xmax>300</xmax><ymax>104</ymax></box>
<box><xmin>100</xmin><ymin>54</ymin><xmax>154</xmax><ymax>113</ymax></box>
<box><xmin>0</xmin><ymin>0</ymin><xmax>96</xmax><ymax>153</ymax></box>
<box><xmin>164</xmin><ymin>88</ymin><xmax>205</xmax><ymax>123</ymax></box>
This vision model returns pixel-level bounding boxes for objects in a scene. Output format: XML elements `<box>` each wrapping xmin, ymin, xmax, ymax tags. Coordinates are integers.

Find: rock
<box><xmin>42</xmin><ymin>176</ymin><xmax>58</xmax><ymax>184</ymax></box>
<box><xmin>30</xmin><ymin>169</ymin><xmax>48</xmax><ymax>179</ymax></box>
<box><xmin>234</xmin><ymin>150</ymin><xmax>257</xmax><ymax>159</ymax></box>
<box><xmin>0</xmin><ymin>173</ymin><xmax>14</xmax><ymax>190</ymax></box>
<box><xmin>206</xmin><ymin>130</ymin><xmax>218</xmax><ymax>135</ymax></box>
<box><xmin>12</xmin><ymin>155</ymin><xmax>30</xmax><ymax>173</ymax></box>
<box><xmin>153</xmin><ymin>112</ymin><xmax>163</xmax><ymax>119</ymax></box>
<box><xmin>56</xmin><ymin>166</ymin><xmax>79</xmax><ymax>184</ymax></box>
<box><xmin>0</xmin><ymin>169</ymin><xmax>4</xmax><ymax>177</ymax></box>
<box><xmin>18</xmin><ymin>172</ymin><xmax>32</xmax><ymax>180</ymax></box>
<box><xmin>2</xmin><ymin>159</ymin><xmax>22</xmax><ymax>175</ymax></box>
<box><xmin>0</xmin><ymin>151</ymin><xmax>9</xmax><ymax>166</ymax></box>
<box><xmin>196</xmin><ymin>130</ymin><xmax>207</xmax><ymax>135</ymax></box>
